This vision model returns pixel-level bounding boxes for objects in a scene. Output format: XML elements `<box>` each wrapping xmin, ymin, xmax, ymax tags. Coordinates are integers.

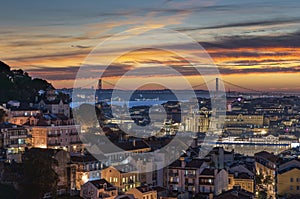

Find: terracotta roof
<box><xmin>278</xmin><ymin>167</ymin><xmax>300</xmax><ymax>175</ymax></box>
<box><xmin>152</xmin><ymin>186</ymin><xmax>167</xmax><ymax>192</ymax></box>
<box><xmin>186</xmin><ymin>159</ymin><xmax>206</xmax><ymax>168</ymax></box>
<box><xmin>233</xmin><ymin>172</ymin><xmax>253</xmax><ymax>179</ymax></box>
<box><xmin>136</xmin><ymin>185</ymin><xmax>154</xmax><ymax>193</ymax></box>
<box><xmin>112</xmin><ymin>164</ymin><xmax>137</xmax><ymax>173</ymax></box>
<box><xmin>71</xmin><ymin>154</ymin><xmax>98</xmax><ymax>163</ymax></box>
<box><xmin>89</xmin><ymin>179</ymin><xmax>116</xmax><ymax>190</ymax></box>
<box><xmin>98</xmin><ymin>140</ymin><xmax>150</xmax><ymax>154</ymax></box>
<box><xmin>200</xmin><ymin>168</ymin><xmax>215</xmax><ymax>176</ymax></box>
<box><xmin>215</xmin><ymin>187</ymin><xmax>253</xmax><ymax>199</ymax></box>
<box><xmin>0</xmin><ymin>122</ymin><xmax>24</xmax><ymax>129</ymax></box>
<box><xmin>255</xmin><ymin>151</ymin><xmax>277</xmax><ymax>162</ymax></box>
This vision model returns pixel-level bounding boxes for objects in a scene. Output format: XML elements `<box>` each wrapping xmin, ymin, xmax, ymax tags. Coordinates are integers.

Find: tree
<box><xmin>258</xmin><ymin>191</ymin><xmax>267</xmax><ymax>199</ymax></box>
<box><xmin>263</xmin><ymin>175</ymin><xmax>272</xmax><ymax>185</ymax></box>
<box><xmin>0</xmin><ymin>183</ymin><xmax>18</xmax><ymax>199</ymax></box>
<box><xmin>18</xmin><ymin>149</ymin><xmax>59</xmax><ymax>199</ymax></box>
<box><xmin>255</xmin><ymin>173</ymin><xmax>264</xmax><ymax>185</ymax></box>
<box><xmin>0</xmin><ymin>61</ymin><xmax>53</xmax><ymax>103</ymax></box>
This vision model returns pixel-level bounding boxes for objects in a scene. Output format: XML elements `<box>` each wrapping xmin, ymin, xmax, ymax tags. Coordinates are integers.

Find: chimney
<box><xmin>133</xmin><ymin>139</ymin><xmax>136</xmax><ymax>147</ymax></box>
<box><xmin>234</xmin><ymin>171</ymin><xmax>238</xmax><ymax>178</ymax></box>
<box><xmin>231</xmin><ymin>190</ymin><xmax>239</xmax><ymax>197</ymax></box>
<box><xmin>191</xmin><ymin>136</ymin><xmax>198</xmax><ymax>148</ymax></box>
<box><xmin>179</xmin><ymin>157</ymin><xmax>185</xmax><ymax>168</ymax></box>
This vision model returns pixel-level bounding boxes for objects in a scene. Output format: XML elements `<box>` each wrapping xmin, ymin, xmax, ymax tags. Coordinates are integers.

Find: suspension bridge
<box><xmin>77</xmin><ymin>78</ymin><xmax>298</xmax><ymax>97</ymax></box>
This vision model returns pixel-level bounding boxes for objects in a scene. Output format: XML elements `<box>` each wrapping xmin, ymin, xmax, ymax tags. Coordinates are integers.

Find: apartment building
<box><xmin>167</xmin><ymin>157</ymin><xmax>209</xmax><ymax>197</ymax></box>
<box><xmin>70</xmin><ymin>153</ymin><xmax>105</xmax><ymax>190</ymax></box>
<box><xmin>228</xmin><ymin>165</ymin><xmax>254</xmax><ymax>193</ymax></box>
<box><xmin>80</xmin><ymin>179</ymin><xmax>118</xmax><ymax>199</ymax></box>
<box><xmin>28</xmin><ymin>114</ymin><xmax>83</xmax><ymax>152</ymax></box>
<box><xmin>126</xmin><ymin>185</ymin><xmax>157</xmax><ymax>199</ymax></box>
<box><xmin>0</xmin><ymin>122</ymin><xmax>30</xmax><ymax>162</ymax></box>
<box><xmin>198</xmin><ymin>168</ymin><xmax>228</xmax><ymax>196</ymax></box>
<box><xmin>101</xmin><ymin>165</ymin><xmax>140</xmax><ymax>192</ymax></box>
<box><xmin>254</xmin><ymin>151</ymin><xmax>277</xmax><ymax>199</ymax></box>
<box><xmin>277</xmin><ymin>159</ymin><xmax>300</xmax><ymax>197</ymax></box>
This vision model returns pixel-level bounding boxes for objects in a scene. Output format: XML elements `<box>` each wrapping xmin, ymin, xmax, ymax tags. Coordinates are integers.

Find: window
<box><xmin>291</xmin><ymin>178</ymin><xmax>294</xmax><ymax>182</ymax></box>
<box><xmin>297</xmin><ymin>186</ymin><xmax>300</xmax><ymax>190</ymax></box>
<box><xmin>290</xmin><ymin>186</ymin><xmax>293</xmax><ymax>190</ymax></box>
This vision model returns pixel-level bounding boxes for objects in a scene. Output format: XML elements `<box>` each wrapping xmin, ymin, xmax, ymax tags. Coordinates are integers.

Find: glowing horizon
<box><xmin>2</xmin><ymin>0</ymin><xmax>300</xmax><ymax>92</ymax></box>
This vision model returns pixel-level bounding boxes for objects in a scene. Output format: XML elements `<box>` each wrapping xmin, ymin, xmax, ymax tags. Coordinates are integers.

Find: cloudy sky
<box><xmin>1</xmin><ymin>0</ymin><xmax>300</xmax><ymax>91</ymax></box>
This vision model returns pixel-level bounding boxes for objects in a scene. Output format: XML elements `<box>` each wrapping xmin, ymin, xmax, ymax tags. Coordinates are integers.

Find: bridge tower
<box><xmin>98</xmin><ymin>78</ymin><xmax>102</xmax><ymax>90</ymax></box>
<box><xmin>216</xmin><ymin>77</ymin><xmax>219</xmax><ymax>93</ymax></box>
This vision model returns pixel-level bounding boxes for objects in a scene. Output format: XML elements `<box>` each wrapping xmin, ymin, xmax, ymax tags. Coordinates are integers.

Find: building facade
<box><xmin>101</xmin><ymin>165</ymin><xmax>140</xmax><ymax>192</ymax></box>
<box><xmin>0</xmin><ymin>122</ymin><xmax>30</xmax><ymax>162</ymax></box>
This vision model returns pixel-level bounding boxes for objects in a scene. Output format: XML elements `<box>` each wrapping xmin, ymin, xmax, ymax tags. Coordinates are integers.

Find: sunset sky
<box><xmin>1</xmin><ymin>0</ymin><xmax>300</xmax><ymax>92</ymax></box>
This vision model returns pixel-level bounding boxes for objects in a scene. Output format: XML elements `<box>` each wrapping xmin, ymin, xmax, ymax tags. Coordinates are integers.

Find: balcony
<box><xmin>199</xmin><ymin>180</ymin><xmax>214</xmax><ymax>185</ymax></box>
<box><xmin>48</xmin><ymin>133</ymin><xmax>61</xmax><ymax>137</ymax></box>
<box><xmin>8</xmin><ymin>143</ymin><xmax>27</xmax><ymax>148</ymax></box>
<box><xmin>185</xmin><ymin>182</ymin><xmax>195</xmax><ymax>186</ymax></box>
<box><xmin>9</xmin><ymin>134</ymin><xmax>28</xmax><ymax>139</ymax></box>
<box><xmin>122</xmin><ymin>180</ymin><xmax>137</xmax><ymax>186</ymax></box>
<box><xmin>168</xmin><ymin>181</ymin><xmax>179</xmax><ymax>184</ymax></box>
<box><xmin>185</xmin><ymin>174</ymin><xmax>196</xmax><ymax>178</ymax></box>
<box><xmin>70</xmin><ymin>140</ymin><xmax>83</xmax><ymax>144</ymax></box>
<box><xmin>69</xmin><ymin>132</ymin><xmax>79</xmax><ymax>136</ymax></box>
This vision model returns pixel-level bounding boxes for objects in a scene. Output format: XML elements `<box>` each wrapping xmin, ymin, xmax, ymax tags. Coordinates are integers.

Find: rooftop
<box><xmin>255</xmin><ymin>151</ymin><xmax>277</xmax><ymax>163</ymax></box>
<box><xmin>89</xmin><ymin>179</ymin><xmax>116</xmax><ymax>190</ymax></box>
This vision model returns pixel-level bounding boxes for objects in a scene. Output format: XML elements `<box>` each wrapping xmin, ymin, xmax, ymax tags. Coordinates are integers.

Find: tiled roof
<box><xmin>0</xmin><ymin>122</ymin><xmax>24</xmax><ymax>129</ymax></box>
<box><xmin>255</xmin><ymin>151</ymin><xmax>277</xmax><ymax>162</ymax></box>
<box><xmin>136</xmin><ymin>185</ymin><xmax>154</xmax><ymax>193</ymax></box>
<box><xmin>214</xmin><ymin>187</ymin><xmax>253</xmax><ymax>199</ymax></box>
<box><xmin>71</xmin><ymin>154</ymin><xmax>98</xmax><ymax>163</ymax></box>
<box><xmin>200</xmin><ymin>168</ymin><xmax>215</xmax><ymax>176</ymax></box>
<box><xmin>89</xmin><ymin>179</ymin><xmax>116</xmax><ymax>190</ymax></box>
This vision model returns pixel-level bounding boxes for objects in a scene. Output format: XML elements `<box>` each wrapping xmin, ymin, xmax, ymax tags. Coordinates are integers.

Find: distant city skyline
<box><xmin>1</xmin><ymin>0</ymin><xmax>300</xmax><ymax>91</ymax></box>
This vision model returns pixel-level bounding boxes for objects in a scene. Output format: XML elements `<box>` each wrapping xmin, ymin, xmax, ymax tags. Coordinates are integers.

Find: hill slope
<box><xmin>0</xmin><ymin>61</ymin><xmax>53</xmax><ymax>103</ymax></box>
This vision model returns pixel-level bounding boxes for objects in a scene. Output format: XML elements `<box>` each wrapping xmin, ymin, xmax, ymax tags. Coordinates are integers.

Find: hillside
<box><xmin>0</xmin><ymin>61</ymin><xmax>53</xmax><ymax>103</ymax></box>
